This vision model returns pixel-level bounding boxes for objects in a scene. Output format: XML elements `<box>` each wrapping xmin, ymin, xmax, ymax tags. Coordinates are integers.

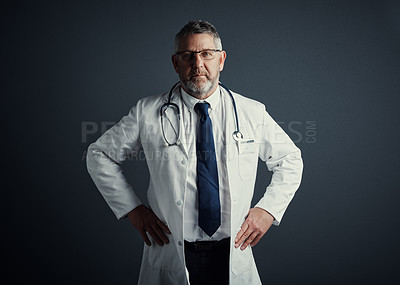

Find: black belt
<box><xmin>184</xmin><ymin>237</ymin><xmax>230</xmax><ymax>252</ymax></box>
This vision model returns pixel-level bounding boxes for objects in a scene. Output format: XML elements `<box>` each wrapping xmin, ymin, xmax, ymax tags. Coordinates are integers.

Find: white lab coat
<box><xmin>86</xmin><ymin>86</ymin><xmax>303</xmax><ymax>285</ymax></box>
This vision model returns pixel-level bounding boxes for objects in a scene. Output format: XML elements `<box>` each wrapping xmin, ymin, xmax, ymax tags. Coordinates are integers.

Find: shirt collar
<box><xmin>180</xmin><ymin>85</ymin><xmax>221</xmax><ymax>111</ymax></box>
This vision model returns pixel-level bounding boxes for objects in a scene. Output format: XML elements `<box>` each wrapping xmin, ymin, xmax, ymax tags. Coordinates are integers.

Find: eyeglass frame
<box><xmin>175</xmin><ymin>49</ymin><xmax>222</xmax><ymax>62</ymax></box>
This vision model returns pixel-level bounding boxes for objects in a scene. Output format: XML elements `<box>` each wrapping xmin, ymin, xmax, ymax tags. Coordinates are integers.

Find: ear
<box><xmin>172</xmin><ymin>54</ymin><xmax>180</xmax><ymax>73</ymax></box>
<box><xmin>219</xmin><ymin>51</ymin><xmax>227</xmax><ymax>71</ymax></box>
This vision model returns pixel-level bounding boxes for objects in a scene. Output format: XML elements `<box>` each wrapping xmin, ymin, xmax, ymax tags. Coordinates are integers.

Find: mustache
<box><xmin>189</xmin><ymin>71</ymin><xmax>209</xmax><ymax>79</ymax></box>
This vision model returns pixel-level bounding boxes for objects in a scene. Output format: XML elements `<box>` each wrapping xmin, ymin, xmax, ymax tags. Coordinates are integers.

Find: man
<box><xmin>87</xmin><ymin>20</ymin><xmax>303</xmax><ymax>285</ymax></box>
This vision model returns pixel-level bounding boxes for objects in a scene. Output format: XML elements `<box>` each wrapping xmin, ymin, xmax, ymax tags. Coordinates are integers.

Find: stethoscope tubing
<box><xmin>160</xmin><ymin>82</ymin><xmax>242</xmax><ymax>146</ymax></box>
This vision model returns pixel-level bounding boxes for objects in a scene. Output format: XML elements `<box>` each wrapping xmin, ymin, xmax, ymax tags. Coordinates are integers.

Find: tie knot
<box><xmin>195</xmin><ymin>102</ymin><xmax>210</xmax><ymax>117</ymax></box>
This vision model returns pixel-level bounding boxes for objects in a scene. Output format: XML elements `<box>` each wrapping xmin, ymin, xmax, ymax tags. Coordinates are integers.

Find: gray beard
<box><xmin>181</xmin><ymin>76</ymin><xmax>217</xmax><ymax>99</ymax></box>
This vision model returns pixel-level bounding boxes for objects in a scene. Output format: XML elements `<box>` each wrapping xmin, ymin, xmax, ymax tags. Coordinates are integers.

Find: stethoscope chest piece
<box><xmin>232</xmin><ymin>131</ymin><xmax>243</xmax><ymax>142</ymax></box>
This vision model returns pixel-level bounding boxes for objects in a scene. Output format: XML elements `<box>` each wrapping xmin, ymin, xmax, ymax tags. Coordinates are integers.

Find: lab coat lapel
<box><xmin>224</xmin><ymin>90</ymin><xmax>240</xmax><ymax>201</ymax></box>
<box><xmin>163</xmin><ymin>91</ymin><xmax>188</xmax><ymax>158</ymax></box>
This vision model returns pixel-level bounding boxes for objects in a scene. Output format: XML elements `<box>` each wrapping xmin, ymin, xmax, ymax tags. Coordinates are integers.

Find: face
<box><xmin>172</xmin><ymin>33</ymin><xmax>227</xmax><ymax>99</ymax></box>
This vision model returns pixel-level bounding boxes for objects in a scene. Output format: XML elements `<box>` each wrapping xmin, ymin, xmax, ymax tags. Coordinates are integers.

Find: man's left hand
<box><xmin>234</xmin><ymin>207</ymin><xmax>274</xmax><ymax>250</ymax></box>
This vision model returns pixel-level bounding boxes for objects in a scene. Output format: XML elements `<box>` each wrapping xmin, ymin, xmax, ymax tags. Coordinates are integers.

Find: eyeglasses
<box><xmin>175</xmin><ymin>49</ymin><xmax>221</xmax><ymax>62</ymax></box>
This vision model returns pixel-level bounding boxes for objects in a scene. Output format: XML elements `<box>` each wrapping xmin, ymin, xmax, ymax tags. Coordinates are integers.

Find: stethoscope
<box><xmin>160</xmin><ymin>82</ymin><xmax>243</xmax><ymax>146</ymax></box>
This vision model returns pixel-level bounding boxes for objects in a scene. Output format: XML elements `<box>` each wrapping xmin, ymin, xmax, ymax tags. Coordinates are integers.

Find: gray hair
<box><xmin>174</xmin><ymin>20</ymin><xmax>222</xmax><ymax>52</ymax></box>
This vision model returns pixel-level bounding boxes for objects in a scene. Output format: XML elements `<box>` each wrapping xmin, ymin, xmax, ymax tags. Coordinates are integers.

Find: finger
<box><xmin>235</xmin><ymin>226</ymin><xmax>252</xmax><ymax>248</ymax></box>
<box><xmin>250</xmin><ymin>234</ymin><xmax>263</xmax><ymax>247</ymax></box>
<box><xmin>237</xmin><ymin>228</ymin><xmax>254</xmax><ymax>249</ymax></box>
<box><xmin>156</xmin><ymin>219</ymin><xmax>171</xmax><ymax>234</ymax></box>
<box><xmin>146</xmin><ymin>227</ymin><xmax>164</xmax><ymax>246</ymax></box>
<box><xmin>139</xmin><ymin>229</ymin><xmax>151</xmax><ymax>246</ymax></box>
<box><xmin>241</xmin><ymin>231</ymin><xmax>258</xmax><ymax>250</ymax></box>
<box><xmin>151</xmin><ymin>223</ymin><xmax>169</xmax><ymax>244</ymax></box>
<box><xmin>234</xmin><ymin>223</ymin><xmax>249</xmax><ymax>247</ymax></box>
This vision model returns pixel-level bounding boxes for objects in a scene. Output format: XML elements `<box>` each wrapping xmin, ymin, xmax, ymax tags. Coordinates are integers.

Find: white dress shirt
<box><xmin>179</xmin><ymin>86</ymin><xmax>231</xmax><ymax>242</ymax></box>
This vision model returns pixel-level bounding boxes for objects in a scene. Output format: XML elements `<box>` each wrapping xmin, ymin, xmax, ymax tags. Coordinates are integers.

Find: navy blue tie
<box><xmin>195</xmin><ymin>102</ymin><xmax>221</xmax><ymax>237</ymax></box>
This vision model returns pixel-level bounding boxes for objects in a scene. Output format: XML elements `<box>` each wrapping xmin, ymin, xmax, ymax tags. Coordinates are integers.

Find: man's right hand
<box><xmin>127</xmin><ymin>205</ymin><xmax>171</xmax><ymax>246</ymax></box>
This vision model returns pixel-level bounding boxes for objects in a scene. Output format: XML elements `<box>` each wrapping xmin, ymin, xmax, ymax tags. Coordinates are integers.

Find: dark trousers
<box><xmin>184</xmin><ymin>238</ymin><xmax>230</xmax><ymax>285</ymax></box>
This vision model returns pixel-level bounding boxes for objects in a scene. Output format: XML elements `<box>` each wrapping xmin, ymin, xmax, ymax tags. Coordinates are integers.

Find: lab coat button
<box><xmin>176</xmin><ymin>200</ymin><xmax>182</xmax><ymax>206</ymax></box>
<box><xmin>178</xmin><ymin>241</ymin><xmax>183</xmax><ymax>246</ymax></box>
<box><xmin>181</xmin><ymin>159</ymin><xmax>186</xmax><ymax>165</ymax></box>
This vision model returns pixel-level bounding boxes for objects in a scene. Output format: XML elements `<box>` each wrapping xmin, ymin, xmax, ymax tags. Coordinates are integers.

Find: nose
<box><xmin>191</xmin><ymin>53</ymin><xmax>204</xmax><ymax>68</ymax></box>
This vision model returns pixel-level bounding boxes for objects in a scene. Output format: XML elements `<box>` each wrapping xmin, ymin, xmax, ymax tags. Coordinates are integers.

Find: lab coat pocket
<box><xmin>232</xmin><ymin>244</ymin><xmax>253</xmax><ymax>275</ymax></box>
<box><xmin>147</xmin><ymin>237</ymin><xmax>183</xmax><ymax>272</ymax></box>
<box><xmin>238</xmin><ymin>140</ymin><xmax>258</xmax><ymax>181</ymax></box>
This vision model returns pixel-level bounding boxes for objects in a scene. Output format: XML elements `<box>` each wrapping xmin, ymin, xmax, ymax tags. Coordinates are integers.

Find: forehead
<box><xmin>177</xmin><ymin>33</ymin><xmax>216</xmax><ymax>51</ymax></box>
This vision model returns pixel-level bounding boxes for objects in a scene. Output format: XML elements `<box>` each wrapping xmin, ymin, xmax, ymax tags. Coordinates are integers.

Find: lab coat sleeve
<box><xmin>254</xmin><ymin>108</ymin><xmax>303</xmax><ymax>226</ymax></box>
<box><xmin>86</xmin><ymin>103</ymin><xmax>143</xmax><ymax>220</ymax></box>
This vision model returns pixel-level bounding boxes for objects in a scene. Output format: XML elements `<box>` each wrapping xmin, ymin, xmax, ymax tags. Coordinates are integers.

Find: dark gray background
<box><xmin>4</xmin><ymin>0</ymin><xmax>400</xmax><ymax>284</ymax></box>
